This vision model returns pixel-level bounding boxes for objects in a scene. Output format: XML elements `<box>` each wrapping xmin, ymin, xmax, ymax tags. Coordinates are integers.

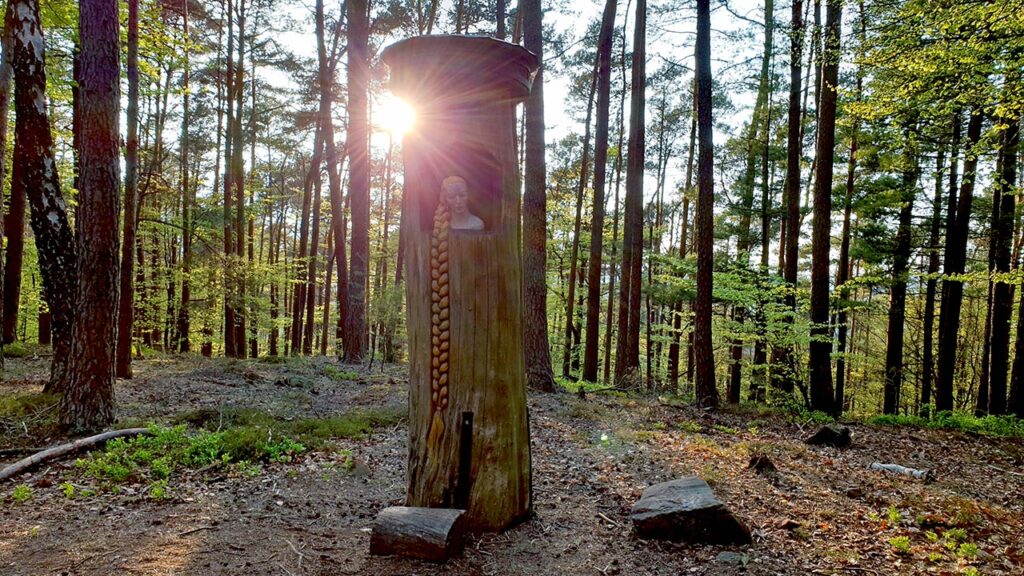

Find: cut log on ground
<box><xmin>0</xmin><ymin>428</ymin><xmax>151</xmax><ymax>482</ymax></box>
<box><xmin>869</xmin><ymin>462</ymin><xmax>934</xmax><ymax>482</ymax></box>
<box><xmin>369</xmin><ymin>506</ymin><xmax>467</xmax><ymax>562</ymax></box>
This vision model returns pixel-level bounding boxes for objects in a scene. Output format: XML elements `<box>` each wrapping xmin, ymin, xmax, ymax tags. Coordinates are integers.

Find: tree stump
<box><xmin>381</xmin><ymin>36</ymin><xmax>540</xmax><ymax>532</ymax></box>
<box><xmin>369</xmin><ymin>506</ymin><xmax>468</xmax><ymax>562</ymax></box>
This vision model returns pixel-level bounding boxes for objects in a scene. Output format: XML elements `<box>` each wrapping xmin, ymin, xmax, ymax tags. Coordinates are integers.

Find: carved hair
<box><xmin>441</xmin><ymin>175</ymin><xmax>467</xmax><ymax>191</ymax></box>
<box><xmin>427</xmin><ymin>195</ymin><xmax>451</xmax><ymax>445</ymax></box>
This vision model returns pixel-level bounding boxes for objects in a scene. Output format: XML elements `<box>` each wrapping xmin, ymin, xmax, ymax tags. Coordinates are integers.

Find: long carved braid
<box><xmin>427</xmin><ymin>200</ymin><xmax>451</xmax><ymax>445</ymax></box>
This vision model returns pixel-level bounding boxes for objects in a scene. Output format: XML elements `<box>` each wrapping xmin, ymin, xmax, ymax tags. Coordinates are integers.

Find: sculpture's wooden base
<box><xmin>369</xmin><ymin>506</ymin><xmax>468</xmax><ymax>562</ymax></box>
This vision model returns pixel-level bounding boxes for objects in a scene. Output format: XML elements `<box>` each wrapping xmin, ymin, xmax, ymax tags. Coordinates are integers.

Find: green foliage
<box><xmin>322</xmin><ymin>365</ymin><xmax>363</xmax><ymax>382</ymax></box>
<box><xmin>10</xmin><ymin>484</ymin><xmax>33</xmax><ymax>503</ymax></box>
<box><xmin>60</xmin><ymin>482</ymin><xmax>75</xmax><ymax>499</ymax></box>
<box><xmin>149</xmin><ymin>480</ymin><xmax>169</xmax><ymax>500</ymax></box>
<box><xmin>888</xmin><ymin>536</ymin><xmax>911</xmax><ymax>554</ymax></box>
<box><xmin>1</xmin><ymin>342</ymin><xmax>33</xmax><ymax>358</ymax></box>
<box><xmin>0</xmin><ymin>393</ymin><xmax>60</xmax><ymax>421</ymax></box>
<box><xmin>866</xmin><ymin>411</ymin><xmax>1024</xmax><ymax>438</ymax></box>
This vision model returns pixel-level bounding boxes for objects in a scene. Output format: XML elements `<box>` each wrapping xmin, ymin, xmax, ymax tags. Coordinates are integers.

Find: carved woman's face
<box><xmin>443</xmin><ymin>182</ymin><xmax>469</xmax><ymax>216</ymax></box>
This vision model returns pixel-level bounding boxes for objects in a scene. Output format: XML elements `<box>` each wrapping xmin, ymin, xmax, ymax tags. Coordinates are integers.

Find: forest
<box><xmin>1</xmin><ymin>0</ymin><xmax>1023</xmax><ymax>574</ymax></box>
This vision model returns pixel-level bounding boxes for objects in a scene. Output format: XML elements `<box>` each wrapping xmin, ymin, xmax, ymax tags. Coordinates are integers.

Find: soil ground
<box><xmin>2</xmin><ymin>354</ymin><xmax>1023</xmax><ymax>575</ymax></box>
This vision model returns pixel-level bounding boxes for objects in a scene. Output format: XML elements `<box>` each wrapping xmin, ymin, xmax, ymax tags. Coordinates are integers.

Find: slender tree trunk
<box><xmin>779</xmin><ymin>0</ymin><xmax>803</xmax><ymax>395</ymax></box>
<box><xmin>669</xmin><ymin>92</ymin><xmax>696</xmax><ymax>390</ymax></box>
<box><xmin>116</xmin><ymin>0</ymin><xmax>140</xmax><ymax>376</ymax></box>
<box><xmin>921</xmin><ymin>141</ymin><xmax>945</xmax><ymax>410</ymax></box>
<box><xmin>345</xmin><ymin>0</ymin><xmax>370</xmax><ymax>362</ymax></box>
<box><xmin>304</xmin><ymin>162</ymin><xmax>324</xmax><ymax>355</ymax></box>
<box><xmin>231</xmin><ymin>0</ymin><xmax>247</xmax><ymax>358</ymax></box>
<box><xmin>693</xmin><ymin>0</ymin><xmax>717</xmax><ymax>408</ymax></box>
<box><xmin>614</xmin><ymin>0</ymin><xmax>645</xmax><ymax>387</ymax></box>
<box><xmin>522</xmin><ymin>0</ymin><xmax>556</xmax><ymax>391</ymax></box>
<box><xmin>807</xmin><ymin>0</ymin><xmax>840</xmax><ymax>415</ymax></box>
<box><xmin>176</xmin><ymin>0</ymin><xmax>191</xmax><ymax>353</ymax></box>
<box><xmin>987</xmin><ymin>114</ymin><xmax>1018</xmax><ymax>415</ymax></box>
<box><xmin>936</xmin><ymin>111</ymin><xmax>980</xmax><ymax>412</ymax></box>
<box><xmin>833</xmin><ymin>7</ymin><xmax>865</xmax><ymax>415</ymax></box>
<box><xmin>223</xmin><ymin>0</ymin><xmax>237</xmax><ymax>357</ymax></box>
<box><xmin>563</xmin><ymin>73</ymin><xmax>597</xmax><ymax>378</ymax></box>
<box><xmin>0</xmin><ymin>11</ymin><xmax>14</xmax><ymax>360</ymax></box>
<box><xmin>63</xmin><ymin>0</ymin><xmax>121</xmax><ymax>432</ymax></box>
<box><xmin>2</xmin><ymin>46</ymin><xmax>23</xmax><ymax>345</ymax></box>
<box><xmin>883</xmin><ymin>132</ymin><xmax>919</xmax><ymax>415</ymax></box>
<box><xmin>582</xmin><ymin>0</ymin><xmax>617</xmax><ymax>383</ymax></box>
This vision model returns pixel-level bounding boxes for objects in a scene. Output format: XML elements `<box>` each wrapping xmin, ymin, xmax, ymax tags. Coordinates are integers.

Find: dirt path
<box><xmin>2</xmin><ymin>355</ymin><xmax>1023</xmax><ymax>575</ymax></box>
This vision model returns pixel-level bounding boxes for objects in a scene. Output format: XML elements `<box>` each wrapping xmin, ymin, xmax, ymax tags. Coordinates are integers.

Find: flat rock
<box><xmin>804</xmin><ymin>424</ymin><xmax>851</xmax><ymax>447</ymax></box>
<box><xmin>630</xmin><ymin>477</ymin><xmax>752</xmax><ymax>544</ymax></box>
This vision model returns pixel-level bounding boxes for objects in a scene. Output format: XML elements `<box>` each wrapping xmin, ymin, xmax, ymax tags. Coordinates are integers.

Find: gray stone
<box><xmin>716</xmin><ymin>551</ymin><xmax>749</xmax><ymax>566</ymax></box>
<box><xmin>630</xmin><ymin>477</ymin><xmax>752</xmax><ymax>544</ymax></box>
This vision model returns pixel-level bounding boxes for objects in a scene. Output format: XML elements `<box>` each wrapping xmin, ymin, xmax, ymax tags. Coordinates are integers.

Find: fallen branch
<box><xmin>868</xmin><ymin>462</ymin><xmax>934</xmax><ymax>482</ymax></box>
<box><xmin>0</xmin><ymin>447</ymin><xmax>47</xmax><ymax>458</ymax></box>
<box><xmin>0</xmin><ymin>428</ymin><xmax>151</xmax><ymax>483</ymax></box>
<box><xmin>987</xmin><ymin>463</ymin><xmax>1024</xmax><ymax>477</ymax></box>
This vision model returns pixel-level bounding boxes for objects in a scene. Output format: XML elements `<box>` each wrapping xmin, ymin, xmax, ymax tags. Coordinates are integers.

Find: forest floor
<box><xmin>1</xmin><ymin>353</ymin><xmax>1023</xmax><ymax>576</ymax></box>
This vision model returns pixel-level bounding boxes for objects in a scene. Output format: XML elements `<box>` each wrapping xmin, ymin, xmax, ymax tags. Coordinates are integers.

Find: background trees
<box><xmin>2</xmin><ymin>0</ymin><xmax>1024</xmax><ymax>424</ymax></box>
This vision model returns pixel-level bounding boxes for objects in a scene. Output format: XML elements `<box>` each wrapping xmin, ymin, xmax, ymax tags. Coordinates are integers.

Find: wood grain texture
<box><xmin>383</xmin><ymin>36</ymin><xmax>538</xmax><ymax>532</ymax></box>
<box><xmin>369</xmin><ymin>506</ymin><xmax>467</xmax><ymax>562</ymax></box>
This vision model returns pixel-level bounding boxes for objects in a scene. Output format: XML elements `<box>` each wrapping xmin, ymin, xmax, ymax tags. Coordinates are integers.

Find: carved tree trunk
<box><xmin>383</xmin><ymin>36</ymin><xmax>536</xmax><ymax>532</ymax></box>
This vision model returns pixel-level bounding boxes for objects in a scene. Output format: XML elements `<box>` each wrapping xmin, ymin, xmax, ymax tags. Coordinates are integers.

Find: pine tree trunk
<box><xmin>987</xmin><ymin>114</ymin><xmax>1018</xmax><ymax>415</ymax></box>
<box><xmin>779</xmin><ymin>0</ymin><xmax>804</xmax><ymax>395</ymax></box>
<box><xmin>63</xmin><ymin>0</ymin><xmax>121</xmax><ymax>432</ymax></box>
<box><xmin>176</xmin><ymin>1</ymin><xmax>192</xmax><ymax>353</ymax></box>
<box><xmin>936</xmin><ymin>111</ymin><xmax>981</xmax><ymax>412</ymax></box>
<box><xmin>807</xmin><ymin>0</ymin><xmax>841</xmax><ymax>415</ymax></box>
<box><xmin>223</xmin><ymin>0</ymin><xmax>237</xmax><ymax>357</ymax></box>
<box><xmin>921</xmin><ymin>143</ymin><xmax>945</xmax><ymax>410</ymax></box>
<box><xmin>522</xmin><ymin>0</ymin><xmax>556</xmax><ymax>391</ymax></box>
<box><xmin>116</xmin><ymin>0</ymin><xmax>140</xmax><ymax>376</ymax></box>
<box><xmin>585</xmin><ymin>0</ymin><xmax>614</xmax><ymax>381</ymax></box>
<box><xmin>345</xmin><ymin>0</ymin><xmax>370</xmax><ymax>362</ymax></box>
<box><xmin>231</xmin><ymin>0</ymin><xmax>247</xmax><ymax>357</ymax></box>
<box><xmin>882</xmin><ymin>134</ymin><xmax>919</xmax><ymax>415</ymax></box>
<box><xmin>614</xmin><ymin>0</ymin><xmax>646</xmax><ymax>387</ymax></box>
<box><xmin>693</xmin><ymin>0</ymin><xmax>717</xmax><ymax>408</ymax></box>
<box><xmin>563</xmin><ymin>73</ymin><xmax>596</xmax><ymax>379</ymax></box>
<box><xmin>0</xmin><ymin>13</ymin><xmax>13</xmax><ymax>358</ymax></box>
